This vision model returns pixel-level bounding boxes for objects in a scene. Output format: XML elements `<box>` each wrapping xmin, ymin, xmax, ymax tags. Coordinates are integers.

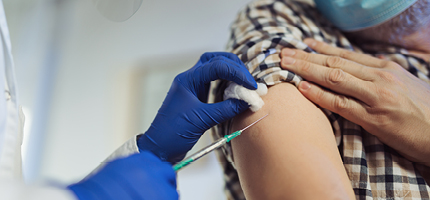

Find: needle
<box><xmin>173</xmin><ymin>114</ymin><xmax>269</xmax><ymax>171</ymax></box>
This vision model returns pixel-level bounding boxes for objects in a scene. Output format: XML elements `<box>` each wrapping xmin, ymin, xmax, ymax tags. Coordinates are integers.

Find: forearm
<box><xmin>231</xmin><ymin>83</ymin><xmax>355</xmax><ymax>199</ymax></box>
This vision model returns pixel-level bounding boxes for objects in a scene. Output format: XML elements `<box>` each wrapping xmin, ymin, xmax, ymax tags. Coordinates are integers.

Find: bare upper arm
<box><xmin>230</xmin><ymin>82</ymin><xmax>355</xmax><ymax>199</ymax></box>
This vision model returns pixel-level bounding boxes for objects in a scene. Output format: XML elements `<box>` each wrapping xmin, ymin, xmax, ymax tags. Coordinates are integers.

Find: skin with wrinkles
<box><xmin>346</xmin><ymin>0</ymin><xmax>430</xmax><ymax>52</ymax></box>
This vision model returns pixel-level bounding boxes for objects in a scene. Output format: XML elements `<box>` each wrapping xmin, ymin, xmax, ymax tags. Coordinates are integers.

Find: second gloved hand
<box><xmin>68</xmin><ymin>151</ymin><xmax>178</xmax><ymax>200</ymax></box>
<box><xmin>138</xmin><ymin>52</ymin><xmax>257</xmax><ymax>163</ymax></box>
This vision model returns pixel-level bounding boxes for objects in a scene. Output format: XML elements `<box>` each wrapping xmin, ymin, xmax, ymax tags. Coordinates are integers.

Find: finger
<box><xmin>304</xmin><ymin>38</ymin><xmax>386</xmax><ymax>68</ymax></box>
<box><xmin>198</xmin><ymin>56</ymin><xmax>257</xmax><ymax>90</ymax></box>
<box><xmin>298</xmin><ymin>81</ymin><xmax>369</xmax><ymax>126</ymax></box>
<box><xmin>281</xmin><ymin>57</ymin><xmax>376</xmax><ymax>103</ymax></box>
<box><xmin>203</xmin><ymin>99</ymin><xmax>249</xmax><ymax>127</ymax></box>
<box><xmin>281</xmin><ymin>48</ymin><xmax>373</xmax><ymax>81</ymax></box>
<box><xmin>281</xmin><ymin>48</ymin><xmax>329</xmax><ymax>64</ymax></box>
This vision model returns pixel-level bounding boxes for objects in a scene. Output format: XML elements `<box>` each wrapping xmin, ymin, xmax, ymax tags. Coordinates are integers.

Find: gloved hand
<box><xmin>138</xmin><ymin>52</ymin><xmax>257</xmax><ymax>163</ymax></box>
<box><xmin>67</xmin><ymin>151</ymin><xmax>178</xmax><ymax>200</ymax></box>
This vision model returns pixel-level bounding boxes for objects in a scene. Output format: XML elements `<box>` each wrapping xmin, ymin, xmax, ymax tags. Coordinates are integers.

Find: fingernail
<box><xmin>282</xmin><ymin>48</ymin><xmax>296</xmax><ymax>56</ymax></box>
<box><xmin>282</xmin><ymin>57</ymin><xmax>295</xmax><ymax>65</ymax></box>
<box><xmin>299</xmin><ymin>81</ymin><xmax>311</xmax><ymax>91</ymax></box>
<box><xmin>304</xmin><ymin>38</ymin><xmax>316</xmax><ymax>48</ymax></box>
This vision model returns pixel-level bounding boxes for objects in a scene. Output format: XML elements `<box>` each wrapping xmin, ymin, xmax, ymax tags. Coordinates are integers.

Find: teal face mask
<box><xmin>314</xmin><ymin>0</ymin><xmax>418</xmax><ymax>31</ymax></box>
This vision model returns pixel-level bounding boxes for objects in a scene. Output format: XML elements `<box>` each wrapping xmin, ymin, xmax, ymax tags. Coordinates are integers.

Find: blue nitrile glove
<box><xmin>138</xmin><ymin>52</ymin><xmax>257</xmax><ymax>163</ymax></box>
<box><xmin>67</xmin><ymin>151</ymin><xmax>178</xmax><ymax>200</ymax></box>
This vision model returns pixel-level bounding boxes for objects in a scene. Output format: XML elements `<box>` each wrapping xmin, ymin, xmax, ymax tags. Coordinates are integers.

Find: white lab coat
<box><xmin>0</xmin><ymin>1</ymin><xmax>140</xmax><ymax>199</ymax></box>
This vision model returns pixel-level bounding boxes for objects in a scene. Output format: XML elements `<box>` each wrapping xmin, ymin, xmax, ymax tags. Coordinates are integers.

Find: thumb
<box><xmin>205</xmin><ymin>99</ymin><xmax>249</xmax><ymax>127</ymax></box>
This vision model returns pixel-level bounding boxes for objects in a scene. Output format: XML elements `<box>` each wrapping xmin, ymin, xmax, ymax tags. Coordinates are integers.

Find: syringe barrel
<box><xmin>188</xmin><ymin>137</ymin><xmax>227</xmax><ymax>161</ymax></box>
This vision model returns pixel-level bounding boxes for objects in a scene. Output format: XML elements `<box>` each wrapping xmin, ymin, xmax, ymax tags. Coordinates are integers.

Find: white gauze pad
<box><xmin>223</xmin><ymin>82</ymin><xmax>268</xmax><ymax>112</ymax></box>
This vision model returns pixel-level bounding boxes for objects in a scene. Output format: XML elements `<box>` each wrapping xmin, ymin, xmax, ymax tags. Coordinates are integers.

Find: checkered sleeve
<box><xmin>226</xmin><ymin>0</ymin><xmax>317</xmax><ymax>86</ymax></box>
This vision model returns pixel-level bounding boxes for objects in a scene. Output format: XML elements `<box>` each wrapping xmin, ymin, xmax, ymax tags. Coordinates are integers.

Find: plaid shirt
<box><xmin>209</xmin><ymin>0</ymin><xmax>430</xmax><ymax>199</ymax></box>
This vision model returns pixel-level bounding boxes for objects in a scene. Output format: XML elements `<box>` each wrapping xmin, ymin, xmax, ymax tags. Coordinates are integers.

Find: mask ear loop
<box><xmin>93</xmin><ymin>0</ymin><xmax>143</xmax><ymax>22</ymax></box>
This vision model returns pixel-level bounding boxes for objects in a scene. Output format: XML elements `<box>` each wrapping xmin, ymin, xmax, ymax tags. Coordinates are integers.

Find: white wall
<box><xmin>4</xmin><ymin>0</ymin><xmax>256</xmax><ymax>199</ymax></box>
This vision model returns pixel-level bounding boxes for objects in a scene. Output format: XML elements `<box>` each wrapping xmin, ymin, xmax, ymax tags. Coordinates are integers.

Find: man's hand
<box><xmin>68</xmin><ymin>151</ymin><xmax>178</xmax><ymax>200</ymax></box>
<box><xmin>138</xmin><ymin>52</ymin><xmax>257</xmax><ymax>163</ymax></box>
<box><xmin>280</xmin><ymin>38</ymin><xmax>430</xmax><ymax>166</ymax></box>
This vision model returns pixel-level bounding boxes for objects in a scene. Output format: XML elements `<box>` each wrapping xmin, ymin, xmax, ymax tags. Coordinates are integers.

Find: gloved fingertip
<box><xmin>241</xmin><ymin>81</ymin><xmax>258</xmax><ymax>90</ymax></box>
<box><xmin>239</xmin><ymin>68</ymin><xmax>257</xmax><ymax>90</ymax></box>
<box><xmin>206</xmin><ymin>99</ymin><xmax>250</xmax><ymax>125</ymax></box>
<box><xmin>245</xmin><ymin>80</ymin><xmax>258</xmax><ymax>90</ymax></box>
<box><xmin>232</xmin><ymin>99</ymin><xmax>251</xmax><ymax>113</ymax></box>
<box><xmin>253</xmin><ymin>81</ymin><xmax>258</xmax><ymax>89</ymax></box>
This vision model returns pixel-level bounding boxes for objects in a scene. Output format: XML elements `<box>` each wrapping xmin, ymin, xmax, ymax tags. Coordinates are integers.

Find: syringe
<box><xmin>173</xmin><ymin>114</ymin><xmax>269</xmax><ymax>171</ymax></box>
